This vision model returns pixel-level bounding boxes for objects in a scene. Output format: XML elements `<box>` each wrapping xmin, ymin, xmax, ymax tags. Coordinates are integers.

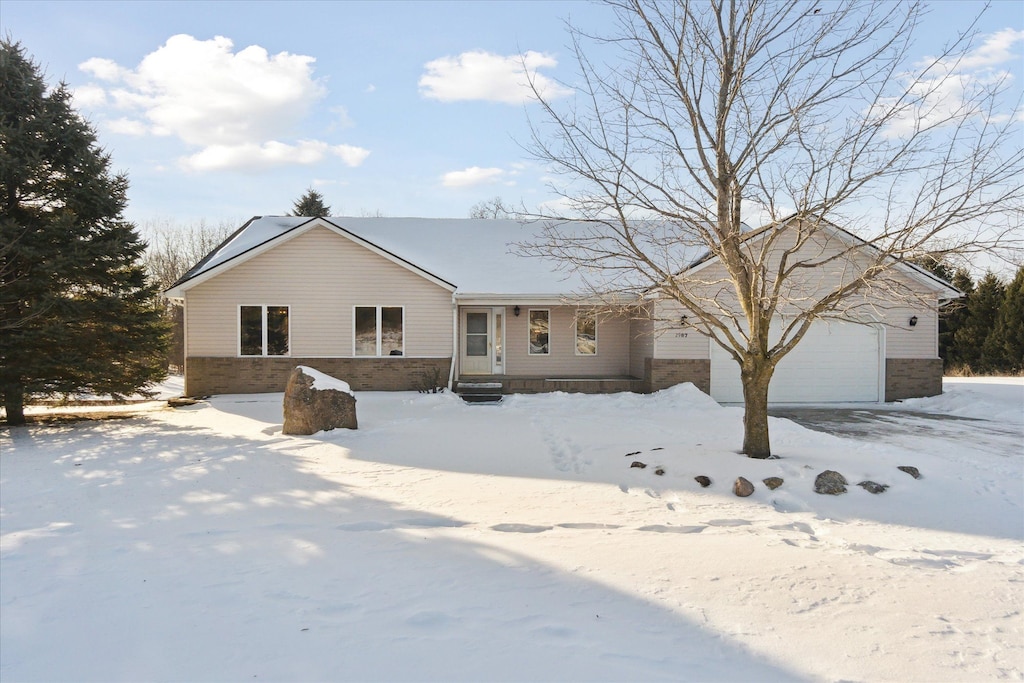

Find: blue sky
<box><xmin>3</xmin><ymin>0</ymin><xmax>1022</xmax><ymax>229</ymax></box>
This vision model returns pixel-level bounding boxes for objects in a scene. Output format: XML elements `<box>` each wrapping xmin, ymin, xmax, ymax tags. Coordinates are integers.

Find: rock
<box><xmin>624</xmin><ymin>451</ymin><xmax>641</xmax><ymax>457</ymax></box>
<box><xmin>898</xmin><ymin>466</ymin><xmax>922</xmax><ymax>479</ymax></box>
<box><xmin>282</xmin><ymin>366</ymin><xmax>357</xmax><ymax>435</ymax></box>
<box><xmin>763</xmin><ymin>477</ymin><xmax>784</xmax><ymax>490</ymax></box>
<box><xmin>654</xmin><ymin>467</ymin><xmax>665</xmax><ymax>476</ymax></box>
<box><xmin>814</xmin><ymin>470</ymin><xmax>848</xmax><ymax>495</ymax></box>
<box><xmin>630</xmin><ymin>461</ymin><xmax>647</xmax><ymax>469</ymax></box>
<box><xmin>695</xmin><ymin>475</ymin><xmax>712</xmax><ymax>488</ymax></box>
<box><xmin>858</xmin><ymin>480</ymin><xmax>889</xmax><ymax>494</ymax></box>
<box><xmin>733</xmin><ymin>477</ymin><xmax>755</xmax><ymax>497</ymax></box>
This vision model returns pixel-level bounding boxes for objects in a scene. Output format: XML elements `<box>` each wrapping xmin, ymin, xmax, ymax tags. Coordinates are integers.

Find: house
<box><xmin>164</xmin><ymin>216</ymin><xmax>959</xmax><ymax>403</ymax></box>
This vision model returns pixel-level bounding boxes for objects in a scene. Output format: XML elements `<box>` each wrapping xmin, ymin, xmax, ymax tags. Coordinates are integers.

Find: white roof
<box><xmin>170</xmin><ymin>215</ymin><xmax>704</xmax><ymax>298</ymax></box>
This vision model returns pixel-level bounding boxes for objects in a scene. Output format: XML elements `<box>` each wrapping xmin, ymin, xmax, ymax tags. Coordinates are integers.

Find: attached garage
<box><xmin>710</xmin><ymin>321</ymin><xmax>883</xmax><ymax>403</ymax></box>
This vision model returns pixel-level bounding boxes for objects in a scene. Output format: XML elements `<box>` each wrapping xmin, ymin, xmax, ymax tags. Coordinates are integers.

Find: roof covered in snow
<box><xmin>167</xmin><ymin>216</ymin><xmax>711</xmax><ymax>298</ymax></box>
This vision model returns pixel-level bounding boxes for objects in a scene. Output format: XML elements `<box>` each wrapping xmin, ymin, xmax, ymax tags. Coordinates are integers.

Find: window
<box><xmin>355</xmin><ymin>306</ymin><xmax>404</xmax><ymax>356</ymax></box>
<box><xmin>239</xmin><ymin>305</ymin><xmax>289</xmax><ymax>356</ymax></box>
<box><xmin>576</xmin><ymin>310</ymin><xmax>597</xmax><ymax>355</ymax></box>
<box><xmin>528</xmin><ymin>309</ymin><xmax>549</xmax><ymax>355</ymax></box>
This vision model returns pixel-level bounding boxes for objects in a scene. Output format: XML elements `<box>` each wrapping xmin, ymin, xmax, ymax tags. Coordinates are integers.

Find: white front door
<box><xmin>461</xmin><ymin>308</ymin><xmax>504</xmax><ymax>375</ymax></box>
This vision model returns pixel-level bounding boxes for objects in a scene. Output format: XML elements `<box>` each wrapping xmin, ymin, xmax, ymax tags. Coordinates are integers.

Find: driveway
<box><xmin>768</xmin><ymin>407</ymin><xmax>1022</xmax><ymax>458</ymax></box>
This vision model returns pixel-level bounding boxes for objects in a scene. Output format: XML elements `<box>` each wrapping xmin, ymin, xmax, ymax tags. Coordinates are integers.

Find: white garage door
<box><xmin>710</xmin><ymin>321</ymin><xmax>882</xmax><ymax>403</ymax></box>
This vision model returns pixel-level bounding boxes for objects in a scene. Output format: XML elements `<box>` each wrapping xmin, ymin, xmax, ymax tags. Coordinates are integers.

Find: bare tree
<box><xmin>522</xmin><ymin>0</ymin><xmax>1023</xmax><ymax>457</ymax></box>
<box><xmin>142</xmin><ymin>219</ymin><xmax>236</xmax><ymax>292</ymax></box>
<box><xmin>469</xmin><ymin>196</ymin><xmax>515</xmax><ymax>219</ymax></box>
<box><xmin>142</xmin><ymin>219</ymin><xmax>236</xmax><ymax>370</ymax></box>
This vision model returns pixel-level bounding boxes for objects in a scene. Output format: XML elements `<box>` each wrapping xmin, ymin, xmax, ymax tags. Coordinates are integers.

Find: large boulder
<box><xmin>282</xmin><ymin>366</ymin><xmax>357</xmax><ymax>435</ymax></box>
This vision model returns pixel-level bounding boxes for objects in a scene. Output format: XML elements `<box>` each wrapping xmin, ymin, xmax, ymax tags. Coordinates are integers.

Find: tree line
<box><xmin>928</xmin><ymin>263</ymin><xmax>1024</xmax><ymax>375</ymax></box>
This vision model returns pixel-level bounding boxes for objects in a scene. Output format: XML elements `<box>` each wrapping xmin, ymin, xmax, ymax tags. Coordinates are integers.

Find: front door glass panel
<box><xmin>466</xmin><ymin>312</ymin><xmax>488</xmax><ymax>356</ymax></box>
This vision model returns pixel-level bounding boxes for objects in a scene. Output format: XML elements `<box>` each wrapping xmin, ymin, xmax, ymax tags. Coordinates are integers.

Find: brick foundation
<box><xmin>185</xmin><ymin>356</ymin><xmax>452</xmax><ymax>396</ymax></box>
<box><xmin>885</xmin><ymin>358</ymin><xmax>943</xmax><ymax>401</ymax></box>
<box><xmin>645</xmin><ymin>358</ymin><xmax>711</xmax><ymax>394</ymax></box>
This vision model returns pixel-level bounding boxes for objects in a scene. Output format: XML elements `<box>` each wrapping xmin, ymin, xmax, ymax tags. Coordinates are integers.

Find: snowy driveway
<box><xmin>769</xmin><ymin>406</ymin><xmax>1023</xmax><ymax>458</ymax></box>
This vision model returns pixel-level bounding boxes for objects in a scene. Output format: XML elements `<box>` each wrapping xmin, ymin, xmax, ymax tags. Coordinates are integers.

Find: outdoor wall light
<box><xmin>513</xmin><ymin>305</ymin><xmax>521</xmax><ymax>317</ymax></box>
<box><xmin>679</xmin><ymin>314</ymin><xmax>689</xmax><ymax>326</ymax></box>
<box><xmin>909</xmin><ymin>315</ymin><xmax>918</xmax><ymax>327</ymax></box>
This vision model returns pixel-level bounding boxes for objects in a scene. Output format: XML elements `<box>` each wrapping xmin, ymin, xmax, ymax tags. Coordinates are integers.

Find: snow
<box><xmin>297</xmin><ymin>365</ymin><xmax>353</xmax><ymax>396</ymax></box>
<box><xmin>2</xmin><ymin>377</ymin><xmax>1021</xmax><ymax>681</ymax></box>
<box><xmin>170</xmin><ymin>216</ymin><xmax>712</xmax><ymax>297</ymax></box>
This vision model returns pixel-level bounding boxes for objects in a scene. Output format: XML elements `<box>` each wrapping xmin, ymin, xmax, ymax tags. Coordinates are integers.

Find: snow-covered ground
<box><xmin>1</xmin><ymin>377</ymin><xmax>1021</xmax><ymax>682</ymax></box>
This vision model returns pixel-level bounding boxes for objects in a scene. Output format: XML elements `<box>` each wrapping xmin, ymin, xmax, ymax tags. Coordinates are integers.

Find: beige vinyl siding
<box><xmin>664</xmin><ymin>224</ymin><xmax>940</xmax><ymax>360</ymax></box>
<box><xmin>504</xmin><ymin>306</ymin><xmax>631</xmax><ymax>376</ymax></box>
<box><xmin>652</xmin><ymin>300</ymin><xmax>711</xmax><ymax>359</ymax></box>
<box><xmin>629</xmin><ymin>313</ymin><xmax>654</xmax><ymax>378</ymax></box>
<box><xmin>186</xmin><ymin>226</ymin><xmax>453</xmax><ymax>357</ymax></box>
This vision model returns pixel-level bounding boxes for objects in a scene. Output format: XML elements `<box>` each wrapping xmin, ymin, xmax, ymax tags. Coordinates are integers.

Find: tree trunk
<box><xmin>3</xmin><ymin>384</ymin><xmax>26</xmax><ymax>426</ymax></box>
<box><xmin>741</xmin><ymin>362</ymin><xmax>773</xmax><ymax>459</ymax></box>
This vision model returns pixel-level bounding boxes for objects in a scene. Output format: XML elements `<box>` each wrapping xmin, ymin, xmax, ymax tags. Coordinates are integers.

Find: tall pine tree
<box><xmin>941</xmin><ymin>268</ymin><xmax>975</xmax><ymax>368</ymax></box>
<box><xmin>953</xmin><ymin>272</ymin><xmax>1006</xmax><ymax>373</ymax></box>
<box><xmin>988</xmin><ymin>267</ymin><xmax>1024</xmax><ymax>373</ymax></box>
<box><xmin>1</xmin><ymin>40</ymin><xmax>169</xmax><ymax>424</ymax></box>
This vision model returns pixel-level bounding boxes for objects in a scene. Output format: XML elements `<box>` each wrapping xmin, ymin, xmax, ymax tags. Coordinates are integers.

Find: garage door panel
<box><xmin>710</xmin><ymin>322</ymin><xmax>881</xmax><ymax>403</ymax></box>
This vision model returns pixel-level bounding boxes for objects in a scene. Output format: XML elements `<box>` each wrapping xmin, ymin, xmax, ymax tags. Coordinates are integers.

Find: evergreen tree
<box><xmin>939</xmin><ymin>268</ymin><xmax>975</xmax><ymax>368</ymax></box>
<box><xmin>290</xmin><ymin>188</ymin><xmax>331</xmax><ymax>217</ymax></box>
<box><xmin>0</xmin><ymin>40</ymin><xmax>169</xmax><ymax>424</ymax></box>
<box><xmin>953</xmin><ymin>272</ymin><xmax>1005</xmax><ymax>372</ymax></box>
<box><xmin>988</xmin><ymin>267</ymin><xmax>1024</xmax><ymax>373</ymax></box>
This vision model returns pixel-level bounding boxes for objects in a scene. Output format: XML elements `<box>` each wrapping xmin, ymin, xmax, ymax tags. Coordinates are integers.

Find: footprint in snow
<box><xmin>704</xmin><ymin>519</ymin><xmax>753</xmax><ymax>527</ymax></box>
<box><xmin>637</xmin><ymin>525</ymin><xmax>706</xmax><ymax>534</ymax></box>
<box><xmin>491</xmin><ymin>523</ymin><xmax>553</xmax><ymax>533</ymax></box>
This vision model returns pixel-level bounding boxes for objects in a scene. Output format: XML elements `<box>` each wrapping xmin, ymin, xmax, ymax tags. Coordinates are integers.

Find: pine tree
<box><xmin>940</xmin><ymin>268</ymin><xmax>975</xmax><ymax>368</ymax></box>
<box><xmin>953</xmin><ymin>272</ymin><xmax>1005</xmax><ymax>373</ymax></box>
<box><xmin>1</xmin><ymin>40</ymin><xmax>169</xmax><ymax>424</ymax></box>
<box><xmin>988</xmin><ymin>267</ymin><xmax>1024</xmax><ymax>373</ymax></box>
<box><xmin>290</xmin><ymin>188</ymin><xmax>331</xmax><ymax>217</ymax></box>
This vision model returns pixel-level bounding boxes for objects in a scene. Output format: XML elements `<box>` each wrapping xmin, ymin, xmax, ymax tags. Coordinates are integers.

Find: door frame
<box><xmin>460</xmin><ymin>307</ymin><xmax>505</xmax><ymax>376</ymax></box>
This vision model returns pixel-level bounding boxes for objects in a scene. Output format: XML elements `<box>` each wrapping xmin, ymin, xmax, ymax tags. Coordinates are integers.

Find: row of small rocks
<box><xmin>650</xmin><ymin>466</ymin><xmax>921</xmax><ymax>497</ymax></box>
<box><xmin>626</xmin><ymin>450</ymin><xmax>922</xmax><ymax>498</ymax></box>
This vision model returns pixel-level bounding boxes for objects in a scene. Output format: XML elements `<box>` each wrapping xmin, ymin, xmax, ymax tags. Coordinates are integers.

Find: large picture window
<box><xmin>528</xmin><ymin>309</ymin><xmax>549</xmax><ymax>355</ymax></box>
<box><xmin>355</xmin><ymin>306</ymin><xmax>404</xmax><ymax>356</ymax></box>
<box><xmin>239</xmin><ymin>305</ymin><xmax>289</xmax><ymax>356</ymax></box>
<box><xmin>576</xmin><ymin>310</ymin><xmax>597</xmax><ymax>355</ymax></box>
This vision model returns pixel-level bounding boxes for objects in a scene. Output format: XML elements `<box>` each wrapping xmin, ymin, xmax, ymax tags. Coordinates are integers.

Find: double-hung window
<box><xmin>239</xmin><ymin>305</ymin><xmax>289</xmax><ymax>356</ymax></box>
<box><xmin>576</xmin><ymin>310</ymin><xmax>597</xmax><ymax>355</ymax></box>
<box><xmin>528</xmin><ymin>309</ymin><xmax>550</xmax><ymax>355</ymax></box>
<box><xmin>355</xmin><ymin>306</ymin><xmax>404</xmax><ymax>356</ymax></box>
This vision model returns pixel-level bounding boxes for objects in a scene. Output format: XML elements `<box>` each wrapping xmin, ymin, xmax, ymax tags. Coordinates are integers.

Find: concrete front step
<box><xmin>455</xmin><ymin>381</ymin><xmax>504</xmax><ymax>403</ymax></box>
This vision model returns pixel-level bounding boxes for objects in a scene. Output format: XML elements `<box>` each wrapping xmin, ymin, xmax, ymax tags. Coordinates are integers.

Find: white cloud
<box><xmin>79</xmin><ymin>57</ymin><xmax>130</xmax><ymax>82</ymax></box>
<box><xmin>331</xmin><ymin>105</ymin><xmax>354</xmax><ymax>129</ymax></box>
<box><xmin>77</xmin><ymin>34</ymin><xmax>368</xmax><ymax>171</ymax></box>
<box><xmin>181</xmin><ymin>140</ymin><xmax>369</xmax><ymax>172</ymax></box>
<box><xmin>442</xmin><ymin>166</ymin><xmax>506</xmax><ymax>188</ymax></box>
<box><xmin>107</xmin><ymin>117</ymin><xmax>148</xmax><ymax>136</ymax></box>
<box><xmin>879</xmin><ymin>28</ymin><xmax>1024</xmax><ymax>139</ymax></box>
<box><xmin>947</xmin><ymin>28</ymin><xmax>1024</xmax><ymax>70</ymax></box>
<box><xmin>419</xmin><ymin>50</ymin><xmax>573</xmax><ymax>104</ymax></box>
<box><xmin>71</xmin><ymin>84</ymin><xmax>108</xmax><ymax>108</ymax></box>
<box><xmin>332</xmin><ymin>144</ymin><xmax>371</xmax><ymax>167</ymax></box>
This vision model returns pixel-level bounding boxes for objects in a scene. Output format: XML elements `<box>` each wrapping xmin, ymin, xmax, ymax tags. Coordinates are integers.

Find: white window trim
<box><xmin>575</xmin><ymin>309</ymin><xmax>598</xmax><ymax>356</ymax></box>
<box><xmin>353</xmin><ymin>305</ymin><xmax>406</xmax><ymax>357</ymax></box>
<box><xmin>528</xmin><ymin>308</ymin><xmax>551</xmax><ymax>356</ymax></box>
<box><xmin>238</xmin><ymin>304</ymin><xmax>290</xmax><ymax>357</ymax></box>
